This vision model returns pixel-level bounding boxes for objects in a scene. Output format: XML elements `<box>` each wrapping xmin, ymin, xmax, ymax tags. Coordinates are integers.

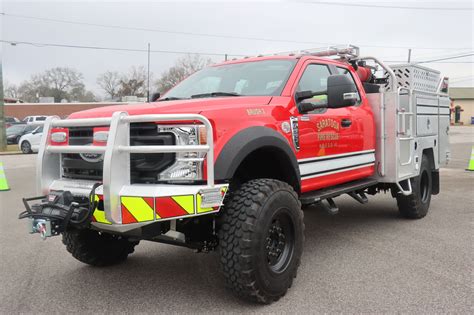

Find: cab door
<box><xmin>291</xmin><ymin>61</ymin><xmax>374</xmax><ymax>192</ymax></box>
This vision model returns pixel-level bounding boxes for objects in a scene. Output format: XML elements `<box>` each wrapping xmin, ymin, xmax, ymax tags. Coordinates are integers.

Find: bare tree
<box><xmin>118</xmin><ymin>65</ymin><xmax>149</xmax><ymax>97</ymax></box>
<box><xmin>3</xmin><ymin>80</ymin><xmax>19</xmax><ymax>99</ymax></box>
<box><xmin>16</xmin><ymin>67</ymin><xmax>95</xmax><ymax>102</ymax></box>
<box><xmin>155</xmin><ymin>54</ymin><xmax>213</xmax><ymax>93</ymax></box>
<box><xmin>45</xmin><ymin>67</ymin><xmax>83</xmax><ymax>91</ymax></box>
<box><xmin>97</xmin><ymin>71</ymin><xmax>121</xmax><ymax>100</ymax></box>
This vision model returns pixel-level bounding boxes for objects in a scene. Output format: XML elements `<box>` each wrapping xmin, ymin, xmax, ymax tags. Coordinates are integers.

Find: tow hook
<box><xmin>30</xmin><ymin>219</ymin><xmax>52</xmax><ymax>240</ymax></box>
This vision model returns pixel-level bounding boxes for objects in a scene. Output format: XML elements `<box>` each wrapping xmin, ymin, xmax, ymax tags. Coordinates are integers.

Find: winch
<box><xmin>19</xmin><ymin>185</ymin><xmax>99</xmax><ymax>239</ymax></box>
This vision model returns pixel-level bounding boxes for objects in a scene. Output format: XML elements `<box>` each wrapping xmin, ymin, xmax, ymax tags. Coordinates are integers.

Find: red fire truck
<box><xmin>20</xmin><ymin>46</ymin><xmax>450</xmax><ymax>303</ymax></box>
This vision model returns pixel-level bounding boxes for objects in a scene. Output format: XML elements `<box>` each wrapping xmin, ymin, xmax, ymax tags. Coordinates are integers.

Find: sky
<box><xmin>1</xmin><ymin>0</ymin><xmax>473</xmax><ymax>98</ymax></box>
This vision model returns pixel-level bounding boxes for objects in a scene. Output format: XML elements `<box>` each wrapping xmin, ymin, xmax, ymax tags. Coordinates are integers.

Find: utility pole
<box><xmin>407</xmin><ymin>48</ymin><xmax>412</xmax><ymax>63</ymax></box>
<box><xmin>147</xmin><ymin>43</ymin><xmax>151</xmax><ymax>102</ymax></box>
<box><xmin>0</xmin><ymin>48</ymin><xmax>6</xmax><ymax>151</ymax></box>
<box><xmin>0</xmin><ymin>0</ymin><xmax>4</xmax><ymax>151</ymax></box>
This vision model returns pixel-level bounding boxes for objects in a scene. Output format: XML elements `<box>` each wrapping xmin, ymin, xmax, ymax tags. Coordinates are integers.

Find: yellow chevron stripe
<box><xmin>93</xmin><ymin>210</ymin><xmax>112</xmax><ymax>224</ymax></box>
<box><xmin>93</xmin><ymin>195</ymin><xmax>111</xmax><ymax>224</ymax></box>
<box><xmin>171</xmin><ymin>195</ymin><xmax>195</xmax><ymax>214</ymax></box>
<box><xmin>196</xmin><ymin>194</ymin><xmax>213</xmax><ymax>214</ymax></box>
<box><xmin>121</xmin><ymin>196</ymin><xmax>154</xmax><ymax>222</ymax></box>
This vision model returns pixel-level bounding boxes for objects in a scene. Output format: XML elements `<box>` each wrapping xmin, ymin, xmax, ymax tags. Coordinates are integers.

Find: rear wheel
<box><xmin>20</xmin><ymin>141</ymin><xmax>32</xmax><ymax>154</ymax></box>
<box><xmin>218</xmin><ymin>179</ymin><xmax>304</xmax><ymax>304</ymax></box>
<box><xmin>62</xmin><ymin>229</ymin><xmax>139</xmax><ymax>266</ymax></box>
<box><xmin>396</xmin><ymin>154</ymin><xmax>432</xmax><ymax>219</ymax></box>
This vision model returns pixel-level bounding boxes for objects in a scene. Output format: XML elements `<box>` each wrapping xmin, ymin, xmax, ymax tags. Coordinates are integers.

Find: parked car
<box><xmin>18</xmin><ymin>125</ymin><xmax>43</xmax><ymax>154</ymax></box>
<box><xmin>6</xmin><ymin>124</ymin><xmax>38</xmax><ymax>144</ymax></box>
<box><xmin>5</xmin><ymin>116</ymin><xmax>21</xmax><ymax>128</ymax></box>
<box><xmin>22</xmin><ymin>116</ymin><xmax>48</xmax><ymax>125</ymax></box>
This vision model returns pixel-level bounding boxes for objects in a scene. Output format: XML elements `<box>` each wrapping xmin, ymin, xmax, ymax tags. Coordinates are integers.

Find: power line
<box><xmin>0</xmin><ymin>12</ymin><xmax>333</xmax><ymax>46</ymax></box>
<box><xmin>2</xmin><ymin>39</ymin><xmax>473</xmax><ymax>65</ymax></box>
<box><xmin>297</xmin><ymin>1</ymin><xmax>473</xmax><ymax>11</ymax></box>
<box><xmin>1</xmin><ymin>12</ymin><xmax>471</xmax><ymax>50</ymax></box>
<box><xmin>0</xmin><ymin>39</ymin><xmax>246</xmax><ymax>57</ymax></box>
<box><xmin>383</xmin><ymin>49</ymin><xmax>474</xmax><ymax>62</ymax></box>
<box><xmin>385</xmin><ymin>50</ymin><xmax>474</xmax><ymax>63</ymax></box>
<box><xmin>386</xmin><ymin>61</ymin><xmax>474</xmax><ymax>64</ymax></box>
<box><xmin>417</xmin><ymin>52</ymin><xmax>474</xmax><ymax>64</ymax></box>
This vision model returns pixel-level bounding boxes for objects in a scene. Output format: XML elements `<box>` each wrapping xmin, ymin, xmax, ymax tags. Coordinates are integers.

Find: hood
<box><xmin>68</xmin><ymin>96</ymin><xmax>273</xmax><ymax>119</ymax></box>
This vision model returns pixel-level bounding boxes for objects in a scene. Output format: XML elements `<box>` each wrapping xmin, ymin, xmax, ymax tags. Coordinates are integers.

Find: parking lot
<box><xmin>0</xmin><ymin>127</ymin><xmax>472</xmax><ymax>313</ymax></box>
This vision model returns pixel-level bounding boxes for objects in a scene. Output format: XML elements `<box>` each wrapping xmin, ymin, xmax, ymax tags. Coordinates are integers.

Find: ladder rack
<box><xmin>236</xmin><ymin>45</ymin><xmax>360</xmax><ymax>61</ymax></box>
<box><xmin>297</xmin><ymin>45</ymin><xmax>360</xmax><ymax>59</ymax></box>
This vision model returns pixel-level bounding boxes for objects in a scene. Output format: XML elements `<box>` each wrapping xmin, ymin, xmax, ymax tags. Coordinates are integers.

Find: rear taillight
<box><xmin>50</xmin><ymin>128</ymin><xmax>69</xmax><ymax>145</ymax></box>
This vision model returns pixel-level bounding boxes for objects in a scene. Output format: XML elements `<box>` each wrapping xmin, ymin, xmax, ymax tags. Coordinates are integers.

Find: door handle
<box><xmin>341</xmin><ymin>119</ymin><xmax>352</xmax><ymax>128</ymax></box>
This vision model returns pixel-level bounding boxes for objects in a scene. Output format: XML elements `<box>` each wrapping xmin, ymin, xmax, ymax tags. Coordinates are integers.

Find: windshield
<box><xmin>6</xmin><ymin>125</ymin><xmax>26</xmax><ymax>135</ymax></box>
<box><xmin>162</xmin><ymin>59</ymin><xmax>297</xmax><ymax>99</ymax></box>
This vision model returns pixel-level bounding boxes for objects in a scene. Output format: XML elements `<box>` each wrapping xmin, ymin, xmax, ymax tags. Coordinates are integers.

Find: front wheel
<box><xmin>62</xmin><ymin>229</ymin><xmax>139</xmax><ymax>266</ymax></box>
<box><xmin>218</xmin><ymin>179</ymin><xmax>304</xmax><ymax>304</ymax></box>
<box><xmin>20</xmin><ymin>141</ymin><xmax>32</xmax><ymax>154</ymax></box>
<box><xmin>396</xmin><ymin>154</ymin><xmax>432</xmax><ymax>219</ymax></box>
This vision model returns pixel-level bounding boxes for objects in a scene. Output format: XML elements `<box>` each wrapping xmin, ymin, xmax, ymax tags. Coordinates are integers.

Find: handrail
<box><xmin>118</xmin><ymin>145</ymin><xmax>210</xmax><ymax>154</ymax></box>
<box><xmin>51</xmin><ymin>117</ymin><xmax>112</xmax><ymax>127</ymax></box>
<box><xmin>48</xmin><ymin>146</ymin><xmax>107</xmax><ymax>154</ymax></box>
<box><xmin>356</xmin><ymin>56</ymin><xmax>398</xmax><ymax>92</ymax></box>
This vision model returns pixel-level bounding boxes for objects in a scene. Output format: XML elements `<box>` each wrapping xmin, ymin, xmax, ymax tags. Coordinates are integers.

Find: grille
<box><xmin>61</xmin><ymin>123</ymin><xmax>176</xmax><ymax>183</ymax></box>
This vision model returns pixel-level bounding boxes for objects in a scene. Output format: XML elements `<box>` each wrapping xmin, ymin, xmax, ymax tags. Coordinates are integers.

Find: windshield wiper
<box><xmin>157</xmin><ymin>97</ymin><xmax>186</xmax><ymax>102</ymax></box>
<box><xmin>191</xmin><ymin>92</ymin><xmax>241</xmax><ymax>99</ymax></box>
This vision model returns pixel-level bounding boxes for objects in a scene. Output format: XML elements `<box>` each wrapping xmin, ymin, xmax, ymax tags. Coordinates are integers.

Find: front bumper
<box><xmin>34</xmin><ymin>112</ymin><xmax>228</xmax><ymax>233</ymax></box>
<box><xmin>47</xmin><ymin>179</ymin><xmax>227</xmax><ymax>233</ymax></box>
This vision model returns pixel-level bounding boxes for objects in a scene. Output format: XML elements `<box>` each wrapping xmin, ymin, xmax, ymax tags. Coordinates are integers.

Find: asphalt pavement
<box><xmin>0</xmin><ymin>127</ymin><xmax>472</xmax><ymax>313</ymax></box>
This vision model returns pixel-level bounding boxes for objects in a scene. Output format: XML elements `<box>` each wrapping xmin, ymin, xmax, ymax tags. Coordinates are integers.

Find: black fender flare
<box><xmin>214</xmin><ymin>126</ymin><xmax>300</xmax><ymax>191</ymax></box>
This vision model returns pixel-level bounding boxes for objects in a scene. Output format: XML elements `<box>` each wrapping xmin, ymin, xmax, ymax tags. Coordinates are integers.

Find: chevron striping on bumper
<box><xmin>92</xmin><ymin>194</ymin><xmax>111</xmax><ymax>224</ymax></box>
<box><xmin>155</xmin><ymin>196</ymin><xmax>192</xmax><ymax>218</ymax></box>
<box><xmin>171</xmin><ymin>195</ymin><xmax>195</xmax><ymax>214</ymax></box>
<box><xmin>121</xmin><ymin>196</ymin><xmax>155</xmax><ymax>223</ymax></box>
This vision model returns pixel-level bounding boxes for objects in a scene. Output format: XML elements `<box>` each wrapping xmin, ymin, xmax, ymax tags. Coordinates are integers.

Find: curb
<box><xmin>0</xmin><ymin>151</ymin><xmax>23</xmax><ymax>156</ymax></box>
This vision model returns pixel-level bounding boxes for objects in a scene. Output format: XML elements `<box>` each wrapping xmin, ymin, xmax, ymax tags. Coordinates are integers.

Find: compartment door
<box><xmin>397</xmin><ymin>89</ymin><xmax>416</xmax><ymax>180</ymax></box>
<box><xmin>438</xmin><ymin>97</ymin><xmax>451</xmax><ymax>166</ymax></box>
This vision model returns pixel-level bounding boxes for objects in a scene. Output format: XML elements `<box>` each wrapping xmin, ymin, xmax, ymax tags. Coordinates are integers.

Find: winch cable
<box><xmin>85</xmin><ymin>183</ymin><xmax>102</xmax><ymax>223</ymax></box>
<box><xmin>59</xmin><ymin>183</ymin><xmax>102</xmax><ymax>229</ymax></box>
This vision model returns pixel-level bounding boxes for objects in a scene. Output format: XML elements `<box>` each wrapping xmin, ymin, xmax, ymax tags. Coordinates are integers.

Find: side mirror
<box><xmin>150</xmin><ymin>92</ymin><xmax>161</xmax><ymax>102</ymax></box>
<box><xmin>297</xmin><ymin>96</ymin><xmax>328</xmax><ymax>114</ymax></box>
<box><xmin>295</xmin><ymin>90</ymin><xmax>316</xmax><ymax>103</ymax></box>
<box><xmin>327</xmin><ymin>75</ymin><xmax>358</xmax><ymax>108</ymax></box>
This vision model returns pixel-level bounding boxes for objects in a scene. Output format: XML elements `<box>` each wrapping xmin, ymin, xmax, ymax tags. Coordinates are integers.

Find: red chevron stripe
<box><xmin>155</xmin><ymin>197</ymin><xmax>188</xmax><ymax>218</ymax></box>
<box><xmin>143</xmin><ymin>197</ymin><xmax>154</xmax><ymax>209</ymax></box>
<box><xmin>121</xmin><ymin>204</ymin><xmax>138</xmax><ymax>224</ymax></box>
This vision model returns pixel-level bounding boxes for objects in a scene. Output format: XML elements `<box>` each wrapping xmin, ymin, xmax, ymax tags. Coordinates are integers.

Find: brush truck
<box><xmin>20</xmin><ymin>45</ymin><xmax>450</xmax><ymax>303</ymax></box>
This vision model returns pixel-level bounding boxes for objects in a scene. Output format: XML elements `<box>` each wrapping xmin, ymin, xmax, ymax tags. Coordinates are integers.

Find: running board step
<box><xmin>299</xmin><ymin>178</ymin><xmax>378</xmax><ymax>206</ymax></box>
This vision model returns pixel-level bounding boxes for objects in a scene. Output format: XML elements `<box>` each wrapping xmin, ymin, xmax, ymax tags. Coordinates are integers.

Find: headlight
<box><xmin>157</xmin><ymin>125</ymin><xmax>207</xmax><ymax>182</ymax></box>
